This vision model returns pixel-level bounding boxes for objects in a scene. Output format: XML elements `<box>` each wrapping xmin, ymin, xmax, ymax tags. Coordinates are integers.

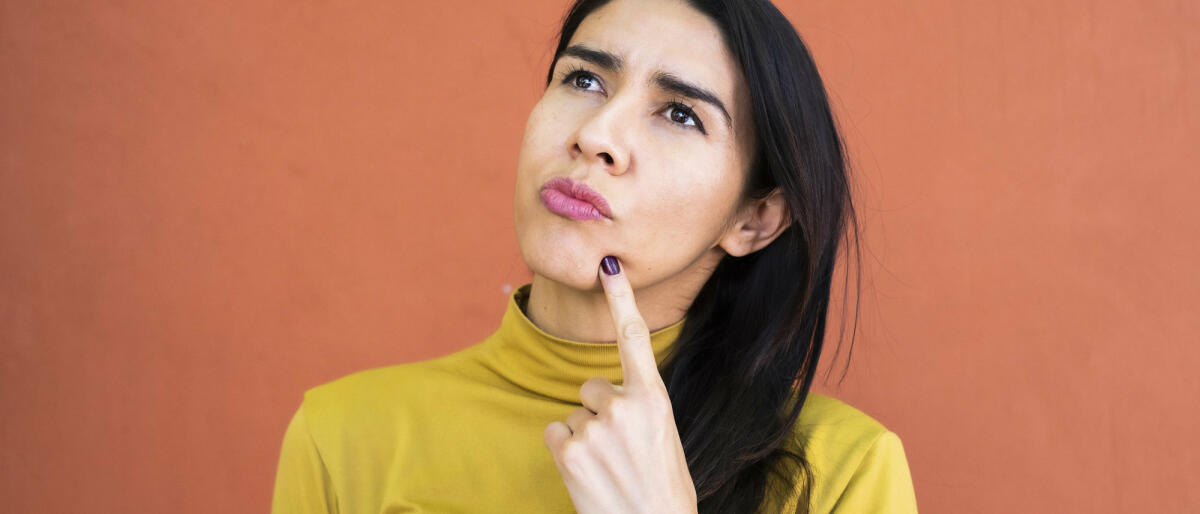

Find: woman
<box><xmin>271</xmin><ymin>0</ymin><xmax>918</xmax><ymax>512</ymax></box>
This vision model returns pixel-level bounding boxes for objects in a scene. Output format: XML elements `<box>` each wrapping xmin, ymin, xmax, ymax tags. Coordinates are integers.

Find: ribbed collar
<box><xmin>481</xmin><ymin>283</ymin><xmax>687</xmax><ymax>405</ymax></box>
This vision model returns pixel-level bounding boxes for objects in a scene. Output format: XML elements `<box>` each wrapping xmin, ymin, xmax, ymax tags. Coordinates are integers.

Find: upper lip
<box><xmin>540</xmin><ymin>177</ymin><xmax>613</xmax><ymax>219</ymax></box>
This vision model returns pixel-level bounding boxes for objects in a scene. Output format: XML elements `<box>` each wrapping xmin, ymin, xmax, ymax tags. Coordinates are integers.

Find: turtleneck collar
<box><xmin>481</xmin><ymin>283</ymin><xmax>687</xmax><ymax>405</ymax></box>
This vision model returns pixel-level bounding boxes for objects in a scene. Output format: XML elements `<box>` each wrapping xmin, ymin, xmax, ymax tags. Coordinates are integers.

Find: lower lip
<box><xmin>540</xmin><ymin>189</ymin><xmax>608</xmax><ymax>221</ymax></box>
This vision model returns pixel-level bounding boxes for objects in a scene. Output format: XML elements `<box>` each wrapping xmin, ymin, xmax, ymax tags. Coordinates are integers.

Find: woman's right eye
<box><xmin>561</xmin><ymin>67</ymin><xmax>603</xmax><ymax>93</ymax></box>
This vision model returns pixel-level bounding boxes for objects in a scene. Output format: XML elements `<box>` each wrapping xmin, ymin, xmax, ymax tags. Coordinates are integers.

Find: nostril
<box><xmin>600</xmin><ymin>152</ymin><xmax>613</xmax><ymax>165</ymax></box>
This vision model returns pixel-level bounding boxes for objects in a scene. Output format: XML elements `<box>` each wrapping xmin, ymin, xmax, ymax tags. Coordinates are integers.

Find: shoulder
<box><xmin>297</xmin><ymin>347</ymin><xmax>484</xmax><ymax>440</ymax></box>
<box><xmin>795</xmin><ymin>392</ymin><xmax>889</xmax><ymax>444</ymax></box>
<box><xmin>793</xmin><ymin>391</ymin><xmax>898</xmax><ymax>467</ymax></box>
<box><xmin>790</xmin><ymin>392</ymin><xmax>917</xmax><ymax>512</ymax></box>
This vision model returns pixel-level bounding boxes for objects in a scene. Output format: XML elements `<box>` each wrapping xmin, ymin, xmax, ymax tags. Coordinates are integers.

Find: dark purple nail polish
<box><xmin>601</xmin><ymin>255</ymin><xmax>620</xmax><ymax>275</ymax></box>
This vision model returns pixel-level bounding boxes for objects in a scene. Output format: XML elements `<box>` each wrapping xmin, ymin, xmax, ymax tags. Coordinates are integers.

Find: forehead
<box><xmin>568</xmin><ymin>0</ymin><xmax>747</xmax><ymax>118</ymax></box>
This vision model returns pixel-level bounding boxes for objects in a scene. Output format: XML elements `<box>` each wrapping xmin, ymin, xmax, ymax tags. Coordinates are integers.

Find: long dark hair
<box><xmin>544</xmin><ymin>1</ymin><xmax>863</xmax><ymax>512</ymax></box>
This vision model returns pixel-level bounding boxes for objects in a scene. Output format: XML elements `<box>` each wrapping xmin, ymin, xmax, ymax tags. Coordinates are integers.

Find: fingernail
<box><xmin>601</xmin><ymin>255</ymin><xmax>620</xmax><ymax>276</ymax></box>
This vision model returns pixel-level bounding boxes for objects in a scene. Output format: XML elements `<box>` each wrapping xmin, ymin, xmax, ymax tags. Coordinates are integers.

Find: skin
<box><xmin>513</xmin><ymin>0</ymin><xmax>791</xmax><ymax>343</ymax></box>
<box><xmin>514</xmin><ymin>0</ymin><xmax>791</xmax><ymax>510</ymax></box>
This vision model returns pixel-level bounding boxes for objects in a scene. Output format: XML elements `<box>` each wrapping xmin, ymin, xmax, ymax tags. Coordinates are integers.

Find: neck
<box><xmin>524</xmin><ymin>249</ymin><xmax>723</xmax><ymax>343</ymax></box>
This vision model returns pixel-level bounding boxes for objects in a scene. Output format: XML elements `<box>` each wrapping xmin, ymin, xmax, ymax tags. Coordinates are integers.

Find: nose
<box><xmin>568</xmin><ymin>96</ymin><xmax>632</xmax><ymax>176</ymax></box>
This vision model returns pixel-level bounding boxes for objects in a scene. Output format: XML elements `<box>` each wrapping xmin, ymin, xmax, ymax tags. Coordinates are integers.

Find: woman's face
<box><xmin>514</xmin><ymin>0</ymin><xmax>757</xmax><ymax>292</ymax></box>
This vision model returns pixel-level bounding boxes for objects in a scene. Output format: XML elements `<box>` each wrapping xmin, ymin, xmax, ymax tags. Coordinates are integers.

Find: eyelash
<box><xmin>558</xmin><ymin>65</ymin><xmax>707</xmax><ymax>134</ymax></box>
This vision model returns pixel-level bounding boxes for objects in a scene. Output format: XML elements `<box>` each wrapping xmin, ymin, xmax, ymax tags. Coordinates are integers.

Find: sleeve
<box><xmin>270</xmin><ymin>403</ymin><xmax>340</xmax><ymax>514</ymax></box>
<box><xmin>829</xmin><ymin>430</ymin><xmax>918</xmax><ymax>513</ymax></box>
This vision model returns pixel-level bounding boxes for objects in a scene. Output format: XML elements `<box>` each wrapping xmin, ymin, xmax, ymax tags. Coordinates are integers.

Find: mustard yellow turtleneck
<box><xmin>271</xmin><ymin>284</ymin><xmax>917</xmax><ymax>513</ymax></box>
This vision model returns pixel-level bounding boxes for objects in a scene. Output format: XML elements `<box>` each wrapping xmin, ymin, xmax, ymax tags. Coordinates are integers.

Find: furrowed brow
<box><xmin>561</xmin><ymin>44</ymin><xmax>623</xmax><ymax>73</ymax></box>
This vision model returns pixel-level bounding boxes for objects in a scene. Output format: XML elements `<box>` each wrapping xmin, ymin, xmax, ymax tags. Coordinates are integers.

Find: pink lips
<box><xmin>539</xmin><ymin>177</ymin><xmax>613</xmax><ymax>221</ymax></box>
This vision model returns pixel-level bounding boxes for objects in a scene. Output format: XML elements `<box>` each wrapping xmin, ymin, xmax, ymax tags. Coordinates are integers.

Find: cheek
<box><xmin>522</xmin><ymin>96</ymin><xmax>573</xmax><ymax>151</ymax></box>
<box><xmin>644</xmin><ymin>147</ymin><xmax>741</xmax><ymax>229</ymax></box>
<box><xmin>515</xmin><ymin>106</ymin><xmax>552</xmax><ymax>212</ymax></box>
<box><xmin>517</xmin><ymin>104</ymin><xmax>550</xmax><ymax>169</ymax></box>
<box><xmin>622</xmin><ymin>172</ymin><xmax>738</xmax><ymax>266</ymax></box>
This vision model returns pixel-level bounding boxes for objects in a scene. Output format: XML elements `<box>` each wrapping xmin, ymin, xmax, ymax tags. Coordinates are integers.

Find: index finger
<box><xmin>597</xmin><ymin>255</ymin><xmax>662</xmax><ymax>391</ymax></box>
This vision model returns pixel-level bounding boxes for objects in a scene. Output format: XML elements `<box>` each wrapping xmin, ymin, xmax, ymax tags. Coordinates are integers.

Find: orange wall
<box><xmin>1</xmin><ymin>1</ymin><xmax>1196</xmax><ymax>512</ymax></box>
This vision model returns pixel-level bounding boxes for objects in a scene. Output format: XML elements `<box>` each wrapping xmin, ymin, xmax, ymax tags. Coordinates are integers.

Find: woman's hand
<box><xmin>543</xmin><ymin>256</ymin><xmax>699</xmax><ymax>514</ymax></box>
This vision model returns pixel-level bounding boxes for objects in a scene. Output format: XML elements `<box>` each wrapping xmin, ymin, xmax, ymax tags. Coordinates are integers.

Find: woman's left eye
<box><xmin>666</xmin><ymin>103</ymin><xmax>702</xmax><ymax>131</ymax></box>
<box><xmin>661</xmin><ymin>100</ymin><xmax>707</xmax><ymax>134</ymax></box>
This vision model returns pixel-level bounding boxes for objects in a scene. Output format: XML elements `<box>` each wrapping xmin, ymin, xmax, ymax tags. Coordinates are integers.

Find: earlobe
<box><xmin>718</xmin><ymin>189</ymin><xmax>791</xmax><ymax>257</ymax></box>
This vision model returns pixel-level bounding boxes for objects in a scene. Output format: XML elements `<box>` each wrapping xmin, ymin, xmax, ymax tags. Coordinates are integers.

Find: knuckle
<box><xmin>560</xmin><ymin>441</ymin><xmax>587</xmax><ymax>475</ymax></box>
<box><xmin>604</xmin><ymin>396</ymin><xmax>631</xmax><ymax>419</ymax></box>
<box><xmin>577</xmin><ymin>422</ymin><xmax>601</xmax><ymax>444</ymax></box>
<box><xmin>566</xmin><ymin>407</ymin><xmax>589</xmax><ymax>426</ymax></box>
<box><xmin>582</xmin><ymin>376</ymin><xmax>610</xmax><ymax>392</ymax></box>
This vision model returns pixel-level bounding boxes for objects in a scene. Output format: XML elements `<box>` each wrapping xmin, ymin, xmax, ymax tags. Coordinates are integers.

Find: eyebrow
<box><xmin>560</xmin><ymin>44</ymin><xmax>734</xmax><ymax>131</ymax></box>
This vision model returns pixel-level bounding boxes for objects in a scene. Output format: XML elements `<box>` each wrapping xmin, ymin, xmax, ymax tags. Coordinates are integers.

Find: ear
<box><xmin>717</xmin><ymin>188</ymin><xmax>792</xmax><ymax>257</ymax></box>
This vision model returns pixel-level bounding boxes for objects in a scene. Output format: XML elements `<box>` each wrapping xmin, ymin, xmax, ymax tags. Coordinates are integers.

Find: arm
<box><xmin>829</xmin><ymin>431</ymin><xmax>918</xmax><ymax>513</ymax></box>
<box><xmin>271</xmin><ymin>404</ymin><xmax>340</xmax><ymax>514</ymax></box>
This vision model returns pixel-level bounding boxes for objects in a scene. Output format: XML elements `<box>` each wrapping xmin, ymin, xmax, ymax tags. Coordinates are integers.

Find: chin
<box><xmin>515</xmin><ymin>218</ymin><xmax>606</xmax><ymax>292</ymax></box>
